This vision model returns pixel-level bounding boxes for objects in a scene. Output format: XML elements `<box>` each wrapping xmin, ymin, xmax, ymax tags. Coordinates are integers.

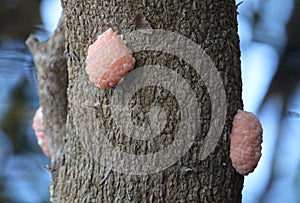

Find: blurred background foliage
<box><xmin>0</xmin><ymin>0</ymin><xmax>58</xmax><ymax>202</ymax></box>
<box><xmin>0</xmin><ymin>0</ymin><xmax>299</xmax><ymax>202</ymax></box>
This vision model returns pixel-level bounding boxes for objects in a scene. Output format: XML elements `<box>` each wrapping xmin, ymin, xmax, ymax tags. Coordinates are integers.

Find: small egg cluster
<box><xmin>32</xmin><ymin>107</ymin><xmax>50</xmax><ymax>158</ymax></box>
<box><xmin>85</xmin><ymin>28</ymin><xmax>135</xmax><ymax>89</ymax></box>
<box><xmin>230</xmin><ymin>110</ymin><xmax>263</xmax><ymax>175</ymax></box>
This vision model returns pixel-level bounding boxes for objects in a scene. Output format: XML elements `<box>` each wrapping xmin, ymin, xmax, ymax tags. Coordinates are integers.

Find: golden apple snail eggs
<box><xmin>32</xmin><ymin>107</ymin><xmax>50</xmax><ymax>158</ymax></box>
<box><xmin>230</xmin><ymin>110</ymin><xmax>263</xmax><ymax>175</ymax></box>
<box><xmin>85</xmin><ymin>28</ymin><xmax>136</xmax><ymax>89</ymax></box>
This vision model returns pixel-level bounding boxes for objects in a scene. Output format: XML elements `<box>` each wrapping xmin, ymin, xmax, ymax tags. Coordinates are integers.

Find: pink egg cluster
<box><xmin>230</xmin><ymin>110</ymin><xmax>263</xmax><ymax>175</ymax></box>
<box><xmin>32</xmin><ymin>107</ymin><xmax>50</xmax><ymax>158</ymax></box>
<box><xmin>85</xmin><ymin>28</ymin><xmax>135</xmax><ymax>89</ymax></box>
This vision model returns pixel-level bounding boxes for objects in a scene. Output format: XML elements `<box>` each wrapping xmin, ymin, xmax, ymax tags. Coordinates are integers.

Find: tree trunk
<box><xmin>50</xmin><ymin>0</ymin><xmax>243</xmax><ymax>202</ymax></box>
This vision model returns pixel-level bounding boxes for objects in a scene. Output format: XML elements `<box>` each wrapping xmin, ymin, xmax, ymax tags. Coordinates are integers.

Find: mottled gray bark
<box><xmin>32</xmin><ymin>0</ymin><xmax>244</xmax><ymax>202</ymax></box>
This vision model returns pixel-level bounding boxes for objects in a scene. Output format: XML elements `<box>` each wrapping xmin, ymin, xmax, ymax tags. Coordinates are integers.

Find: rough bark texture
<box><xmin>51</xmin><ymin>0</ymin><xmax>244</xmax><ymax>202</ymax></box>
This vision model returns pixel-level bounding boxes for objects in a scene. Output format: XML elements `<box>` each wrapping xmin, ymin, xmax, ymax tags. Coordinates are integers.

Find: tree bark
<box><xmin>26</xmin><ymin>14</ymin><xmax>67</xmax><ymax>159</ymax></box>
<box><xmin>49</xmin><ymin>0</ymin><xmax>243</xmax><ymax>202</ymax></box>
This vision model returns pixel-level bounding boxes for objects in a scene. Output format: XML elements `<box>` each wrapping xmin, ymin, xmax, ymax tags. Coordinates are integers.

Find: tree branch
<box><xmin>26</xmin><ymin>12</ymin><xmax>67</xmax><ymax>160</ymax></box>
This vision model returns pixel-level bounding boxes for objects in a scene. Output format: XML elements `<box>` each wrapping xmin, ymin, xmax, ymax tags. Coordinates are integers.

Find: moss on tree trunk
<box><xmin>49</xmin><ymin>0</ymin><xmax>244</xmax><ymax>202</ymax></box>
